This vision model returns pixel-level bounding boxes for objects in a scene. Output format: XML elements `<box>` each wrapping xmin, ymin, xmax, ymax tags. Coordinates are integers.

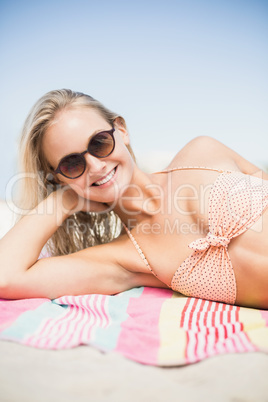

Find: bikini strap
<box><xmin>122</xmin><ymin>223</ymin><xmax>158</xmax><ymax>277</ymax></box>
<box><xmin>123</xmin><ymin>222</ymin><xmax>173</xmax><ymax>289</ymax></box>
<box><xmin>154</xmin><ymin>166</ymin><xmax>233</xmax><ymax>174</ymax></box>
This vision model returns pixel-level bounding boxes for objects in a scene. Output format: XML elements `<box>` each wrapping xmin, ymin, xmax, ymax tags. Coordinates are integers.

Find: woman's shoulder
<box><xmin>167</xmin><ymin>136</ymin><xmax>235</xmax><ymax>170</ymax></box>
<box><xmin>167</xmin><ymin>136</ymin><xmax>261</xmax><ymax>176</ymax></box>
<box><xmin>174</xmin><ymin>135</ymin><xmax>233</xmax><ymax>161</ymax></box>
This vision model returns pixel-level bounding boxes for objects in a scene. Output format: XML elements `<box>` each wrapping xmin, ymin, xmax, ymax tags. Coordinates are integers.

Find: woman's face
<box><xmin>42</xmin><ymin>107</ymin><xmax>135</xmax><ymax>205</ymax></box>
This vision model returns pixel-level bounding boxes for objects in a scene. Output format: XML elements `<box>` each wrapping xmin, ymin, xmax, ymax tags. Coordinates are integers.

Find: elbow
<box><xmin>0</xmin><ymin>277</ymin><xmax>11</xmax><ymax>299</ymax></box>
<box><xmin>0</xmin><ymin>274</ymin><xmax>23</xmax><ymax>300</ymax></box>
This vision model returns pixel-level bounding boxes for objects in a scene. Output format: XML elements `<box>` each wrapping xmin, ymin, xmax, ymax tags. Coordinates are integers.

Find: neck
<box><xmin>112</xmin><ymin>166</ymin><xmax>164</xmax><ymax>228</ymax></box>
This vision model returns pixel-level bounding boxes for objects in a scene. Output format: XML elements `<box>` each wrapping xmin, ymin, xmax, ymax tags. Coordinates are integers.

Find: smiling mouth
<box><xmin>91</xmin><ymin>167</ymin><xmax>117</xmax><ymax>186</ymax></box>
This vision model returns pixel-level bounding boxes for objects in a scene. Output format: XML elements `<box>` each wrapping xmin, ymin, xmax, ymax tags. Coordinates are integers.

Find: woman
<box><xmin>0</xmin><ymin>89</ymin><xmax>268</xmax><ymax>309</ymax></box>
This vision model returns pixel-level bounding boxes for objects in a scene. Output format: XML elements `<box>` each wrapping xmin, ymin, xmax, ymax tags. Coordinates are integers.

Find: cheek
<box><xmin>115</xmin><ymin>141</ymin><xmax>134</xmax><ymax>166</ymax></box>
<box><xmin>121</xmin><ymin>145</ymin><xmax>135</xmax><ymax>174</ymax></box>
<box><xmin>114</xmin><ymin>146</ymin><xmax>135</xmax><ymax>187</ymax></box>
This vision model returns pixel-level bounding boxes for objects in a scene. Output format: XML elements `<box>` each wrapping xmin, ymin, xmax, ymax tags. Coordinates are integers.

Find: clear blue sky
<box><xmin>0</xmin><ymin>0</ymin><xmax>267</xmax><ymax>198</ymax></box>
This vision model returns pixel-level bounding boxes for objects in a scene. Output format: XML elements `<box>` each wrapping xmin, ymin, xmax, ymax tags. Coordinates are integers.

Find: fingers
<box><xmin>53</xmin><ymin>185</ymin><xmax>111</xmax><ymax>215</ymax></box>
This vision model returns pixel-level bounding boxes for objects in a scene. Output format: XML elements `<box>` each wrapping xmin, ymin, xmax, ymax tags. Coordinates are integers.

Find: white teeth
<box><xmin>94</xmin><ymin>168</ymin><xmax>116</xmax><ymax>186</ymax></box>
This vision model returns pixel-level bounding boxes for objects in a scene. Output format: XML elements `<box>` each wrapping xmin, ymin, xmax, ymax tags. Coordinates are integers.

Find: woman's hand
<box><xmin>54</xmin><ymin>186</ymin><xmax>110</xmax><ymax>215</ymax></box>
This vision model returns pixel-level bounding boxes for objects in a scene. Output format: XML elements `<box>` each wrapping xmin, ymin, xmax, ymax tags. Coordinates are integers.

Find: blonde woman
<box><xmin>1</xmin><ymin>89</ymin><xmax>268</xmax><ymax>309</ymax></box>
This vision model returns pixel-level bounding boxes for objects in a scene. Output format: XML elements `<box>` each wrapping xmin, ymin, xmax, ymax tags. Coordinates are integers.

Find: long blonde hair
<box><xmin>18</xmin><ymin>89</ymin><xmax>136</xmax><ymax>256</ymax></box>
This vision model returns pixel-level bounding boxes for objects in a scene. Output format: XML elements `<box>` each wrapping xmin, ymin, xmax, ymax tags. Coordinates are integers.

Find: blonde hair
<box><xmin>18</xmin><ymin>89</ymin><xmax>136</xmax><ymax>256</ymax></box>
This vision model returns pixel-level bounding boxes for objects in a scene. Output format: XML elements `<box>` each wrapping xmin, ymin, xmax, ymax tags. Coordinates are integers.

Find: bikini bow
<box><xmin>188</xmin><ymin>232</ymin><xmax>230</xmax><ymax>251</ymax></box>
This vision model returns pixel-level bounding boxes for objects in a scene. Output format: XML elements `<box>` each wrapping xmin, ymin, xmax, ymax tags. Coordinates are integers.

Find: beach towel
<box><xmin>0</xmin><ymin>287</ymin><xmax>268</xmax><ymax>366</ymax></box>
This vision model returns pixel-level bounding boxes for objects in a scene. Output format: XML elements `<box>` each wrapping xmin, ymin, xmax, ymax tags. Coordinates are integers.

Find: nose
<box><xmin>84</xmin><ymin>153</ymin><xmax>106</xmax><ymax>174</ymax></box>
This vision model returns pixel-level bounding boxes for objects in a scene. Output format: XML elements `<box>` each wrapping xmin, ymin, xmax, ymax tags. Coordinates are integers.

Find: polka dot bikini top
<box><xmin>123</xmin><ymin>166</ymin><xmax>268</xmax><ymax>304</ymax></box>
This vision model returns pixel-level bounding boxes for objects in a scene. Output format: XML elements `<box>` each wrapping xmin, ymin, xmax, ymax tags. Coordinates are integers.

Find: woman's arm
<box><xmin>1</xmin><ymin>244</ymin><xmax>136</xmax><ymax>300</ymax></box>
<box><xmin>0</xmin><ymin>188</ymin><xmax>75</xmax><ymax>283</ymax></box>
<box><xmin>0</xmin><ymin>189</ymin><xmax>137</xmax><ymax>299</ymax></box>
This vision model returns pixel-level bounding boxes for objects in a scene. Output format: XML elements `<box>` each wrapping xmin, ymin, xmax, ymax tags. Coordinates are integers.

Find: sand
<box><xmin>1</xmin><ymin>341</ymin><xmax>268</xmax><ymax>402</ymax></box>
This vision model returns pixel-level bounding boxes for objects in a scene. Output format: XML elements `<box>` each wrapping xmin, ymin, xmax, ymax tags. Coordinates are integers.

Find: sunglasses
<box><xmin>54</xmin><ymin>127</ymin><xmax>115</xmax><ymax>179</ymax></box>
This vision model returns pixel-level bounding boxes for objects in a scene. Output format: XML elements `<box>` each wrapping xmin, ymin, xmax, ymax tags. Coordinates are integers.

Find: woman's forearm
<box><xmin>0</xmin><ymin>189</ymin><xmax>76</xmax><ymax>284</ymax></box>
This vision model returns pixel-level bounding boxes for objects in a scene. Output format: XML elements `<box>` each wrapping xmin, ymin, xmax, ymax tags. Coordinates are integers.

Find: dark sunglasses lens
<box><xmin>89</xmin><ymin>132</ymin><xmax>114</xmax><ymax>157</ymax></box>
<box><xmin>59</xmin><ymin>154</ymin><xmax>85</xmax><ymax>178</ymax></box>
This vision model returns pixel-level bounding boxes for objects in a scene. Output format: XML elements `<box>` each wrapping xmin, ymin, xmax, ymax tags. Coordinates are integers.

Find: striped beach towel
<box><xmin>0</xmin><ymin>287</ymin><xmax>268</xmax><ymax>366</ymax></box>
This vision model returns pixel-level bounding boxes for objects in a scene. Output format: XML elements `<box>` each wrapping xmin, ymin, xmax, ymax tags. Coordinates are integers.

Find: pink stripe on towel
<box><xmin>0</xmin><ymin>298</ymin><xmax>47</xmax><ymax>330</ymax></box>
<box><xmin>25</xmin><ymin>294</ymin><xmax>111</xmax><ymax>349</ymax></box>
<box><xmin>260</xmin><ymin>310</ymin><xmax>268</xmax><ymax>327</ymax></box>
<box><xmin>116</xmin><ymin>287</ymin><xmax>172</xmax><ymax>365</ymax></box>
<box><xmin>180</xmin><ymin>299</ymin><xmax>249</xmax><ymax>363</ymax></box>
